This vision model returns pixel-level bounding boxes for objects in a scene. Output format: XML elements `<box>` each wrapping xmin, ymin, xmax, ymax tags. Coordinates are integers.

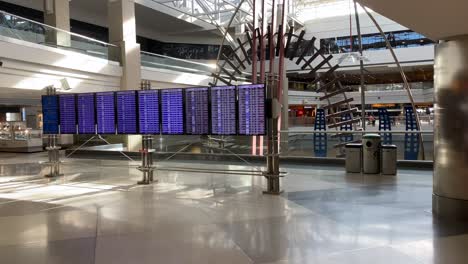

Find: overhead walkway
<box><xmin>0</xmin><ymin>10</ymin><xmax>217</xmax><ymax>74</ymax></box>
<box><xmin>0</xmin><ymin>10</ymin><xmax>222</xmax><ymax>104</ymax></box>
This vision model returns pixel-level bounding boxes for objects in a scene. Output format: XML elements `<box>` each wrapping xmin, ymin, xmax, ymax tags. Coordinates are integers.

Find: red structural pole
<box><xmin>269</xmin><ymin>0</ymin><xmax>276</xmax><ymax>76</ymax></box>
<box><xmin>251</xmin><ymin>0</ymin><xmax>259</xmax><ymax>155</ymax></box>
<box><xmin>277</xmin><ymin>0</ymin><xmax>286</xmax><ymax>103</ymax></box>
<box><xmin>258</xmin><ymin>0</ymin><xmax>269</xmax><ymax>156</ymax></box>
<box><xmin>252</xmin><ymin>0</ymin><xmax>258</xmax><ymax>84</ymax></box>
<box><xmin>259</xmin><ymin>0</ymin><xmax>267</xmax><ymax>83</ymax></box>
<box><xmin>276</xmin><ymin>0</ymin><xmax>287</xmax><ymax>151</ymax></box>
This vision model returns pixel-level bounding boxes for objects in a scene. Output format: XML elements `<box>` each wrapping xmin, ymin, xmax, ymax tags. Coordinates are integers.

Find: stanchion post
<box><xmin>44</xmin><ymin>86</ymin><xmax>62</xmax><ymax>178</ymax></box>
<box><xmin>137</xmin><ymin>80</ymin><xmax>156</xmax><ymax>185</ymax></box>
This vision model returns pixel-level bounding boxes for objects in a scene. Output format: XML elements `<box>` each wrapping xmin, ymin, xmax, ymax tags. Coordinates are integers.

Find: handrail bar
<box><xmin>280</xmin><ymin>130</ymin><xmax>434</xmax><ymax>134</ymax></box>
<box><xmin>141</xmin><ymin>51</ymin><xmax>216</xmax><ymax>68</ymax></box>
<box><xmin>0</xmin><ymin>10</ymin><xmax>117</xmax><ymax>47</ymax></box>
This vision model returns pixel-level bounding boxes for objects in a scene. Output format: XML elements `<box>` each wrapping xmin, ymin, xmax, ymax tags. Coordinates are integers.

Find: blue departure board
<box><xmin>185</xmin><ymin>87</ymin><xmax>209</xmax><ymax>134</ymax></box>
<box><xmin>210</xmin><ymin>86</ymin><xmax>237</xmax><ymax>135</ymax></box>
<box><xmin>238</xmin><ymin>84</ymin><xmax>265</xmax><ymax>135</ymax></box>
<box><xmin>42</xmin><ymin>95</ymin><xmax>59</xmax><ymax>134</ymax></box>
<box><xmin>161</xmin><ymin>89</ymin><xmax>184</xmax><ymax>134</ymax></box>
<box><xmin>138</xmin><ymin>90</ymin><xmax>160</xmax><ymax>134</ymax></box>
<box><xmin>96</xmin><ymin>92</ymin><xmax>116</xmax><ymax>134</ymax></box>
<box><xmin>116</xmin><ymin>91</ymin><xmax>137</xmax><ymax>134</ymax></box>
<box><xmin>77</xmin><ymin>93</ymin><xmax>96</xmax><ymax>134</ymax></box>
<box><xmin>59</xmin><ymin>94</ymin><xmax>77</xmax><ymax>134</ymax></box>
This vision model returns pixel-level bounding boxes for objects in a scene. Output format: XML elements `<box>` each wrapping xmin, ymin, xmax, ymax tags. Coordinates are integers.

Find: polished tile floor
<box><xmin>0</xmin><ymin>152</ymin><xmax>466</xmax><ymax>264</ymax></box>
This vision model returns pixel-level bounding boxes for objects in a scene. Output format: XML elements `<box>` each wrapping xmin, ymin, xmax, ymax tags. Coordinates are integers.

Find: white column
<box><xmin>108</xmin><ymin>0</ymin><xmax>142</xmax><ymax>149</ymax></box>
<box><xmin>108</xmin><ymin>0</ymin><xmax>141</xmax><ymax>91</ymax></box>
<box><xmin>43</xmin><ymin>0</ymin><xmax>71</xmax><ymax>46</ymax></box>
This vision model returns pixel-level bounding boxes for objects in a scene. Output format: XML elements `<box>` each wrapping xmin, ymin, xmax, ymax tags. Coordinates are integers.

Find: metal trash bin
<box><xmin>345</xmin><ymin>143</ymin><xmax>362</xmax><ymax>173</ymax></box>
<box><xmin>362</xmin><ymin>134</ymin><xmax>381</xmax><ymax>174</ymax></box>
<box><xmin>381</xmin><ymin>144</ymin><xmax>397</xmax><ymax>175</ymax></box>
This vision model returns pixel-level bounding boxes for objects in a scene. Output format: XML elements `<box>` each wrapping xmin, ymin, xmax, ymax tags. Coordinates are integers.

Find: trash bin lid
<box><xmin>345</xmin><ymin>143</ymin><xmax>362</xmax><ymax>148</ymax></box>
<box><xmin>381</xmin><ymin>144</ymin><xmax>397</xmax><ymax>149</ymax></box>
<box><xmin>362</xmin><ymin>133</ymin><xmax>381</xmax><ymax>139</ymax></box>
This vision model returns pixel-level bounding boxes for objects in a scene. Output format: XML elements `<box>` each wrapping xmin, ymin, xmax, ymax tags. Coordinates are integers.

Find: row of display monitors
<box><xmin>42</xmin><ymin>84</ymin><xmax>265</xmax><ymax>136</ymax></box>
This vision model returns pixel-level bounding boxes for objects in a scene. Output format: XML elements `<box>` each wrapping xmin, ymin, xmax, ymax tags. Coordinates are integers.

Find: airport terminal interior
<box><xmin>0</xmin><ymin>0</ymin><xmax>467</xmax><ymax>263</ymax></box>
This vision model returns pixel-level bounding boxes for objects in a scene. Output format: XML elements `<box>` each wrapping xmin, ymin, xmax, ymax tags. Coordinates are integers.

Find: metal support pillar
<box><xmin>44</xmin><ymin>86</ymin><xmax>62</xmax><ymax>178</ymax></box>
<box><xmin>353</xmin><ymin>0</ymin><xmax>366</xmax><ymax>131</ymax></box>
<box><xmin>137</xmin><ymin>80</ymin><xmax>156</xmax><ymax>185</ymax></box>
<box><xmin>433</xmin><ymin>36</ymin><xmax>468</xmax><ymax>220</ymax></box>
<box><xmin>137</xmin><ymin>135</ymin><xmax>155</xmax><ymax>184</ymax></box>
<box><xmin>263</xmin><ymin>74</ymin><xmax>282</xmax><ymax>194</ymax></box>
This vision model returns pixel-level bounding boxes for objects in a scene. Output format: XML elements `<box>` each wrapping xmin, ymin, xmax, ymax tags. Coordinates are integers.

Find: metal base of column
<box><xmin>433</xmin><ymin>194</ymin><xmax>468</xmax><ymax>221</ymax></box>
<box><xmin>44</xmin><ymin>173</ymin><xmax>64</xmax><ymax>178</ymax></box>
<box><xmin>263</xmin><ymin>190</ymin><xmax>284</xmax><ymax>195</ymax></box>
<box><xmin>43</xmin><ymin>160</ymin><xmax>62</xmax><ymax>178</ymax></box>
<box><xmin>262</xmin><ymin>173</ymin><xmax>283</xmax><ymax>195</ymax></box>
<box><xmin>137</xmin><ymin>166</ymin><xmax>156</xmax><ymax>185</ymax></box>
<box><xmin>137</xmin><ymin>177</ymin><xmax>157</xmax><ymax>185</ymax></box>
<box><xmin>137</xmin><ymin>180</ymin><xmax>155</xmax><ymax>185</ymax></box>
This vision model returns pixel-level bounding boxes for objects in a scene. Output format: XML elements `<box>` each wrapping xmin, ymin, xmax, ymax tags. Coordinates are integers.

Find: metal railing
<box><xmin>0</xmin><ymin>10</ymin><xmax>118</xmax><ymax>61</ymax></box>
<box><xmin>349</xmin><ymin>82</ymin><xmax>433</xmax><ymax>92</ymax></box>
<box><xmin>141</xmin><ymin>51</ymin><xmax>216</xmax><ymax>76</ymax></box>
<box><xmin>280</xmin><ymin>130</ymin><xmax>433</xmax><ymax>161</ymax></box>
<box><xmin>72</xmin><ymin>128</ymin><xmax>434</xmax><ymax>162</ymax></box>
<box><xmin>288</xmin><ymin>81</ymin><xmax>434</xmax><ymax>92</ymax></box>
<box><xmin>141</xmin><ymin>51</ymin><xmax>252</xmax><ymax>81</ymax></box>
<box><xmin>289</xmin><ymin>114</ymin><xmax>435</xmax><ymax>128</ymax></box>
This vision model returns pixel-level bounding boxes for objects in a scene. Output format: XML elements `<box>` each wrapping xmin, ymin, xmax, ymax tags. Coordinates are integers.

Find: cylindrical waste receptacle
<box><xmin>381</xmin><ymin>144</ymin><xmax>397</xmax><ymax>175</ymax></box>
<box><xmin>345</xmin><ymin>143</ymin><xmax>362</xmax><ymax>173</ymax></box>
<box><xmin>362</xmin><ymin>134</ymin><xmax>381</xmax><ymax>174</ymax></box>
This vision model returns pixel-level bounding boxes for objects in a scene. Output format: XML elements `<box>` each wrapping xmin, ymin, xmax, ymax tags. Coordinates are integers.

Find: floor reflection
<box><xmin>0</xmin><ymin>152</ymin><xmax>465</xmax><ymax>263</ymax></box>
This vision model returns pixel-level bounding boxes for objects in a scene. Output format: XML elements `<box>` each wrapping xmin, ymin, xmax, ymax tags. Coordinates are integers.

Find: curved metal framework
<box><xmin>356</xmin><ymin>2</ymin><xmax>425</xmax><ymax>159</ymax></box>
<box><xmin>212</xmin><ymin>26</ymin><xmax>360</xmax><ymax>150</ymax></box>
<box><xmin>209</xmin><ymin>0</ymin><xmax>426</xmax><ymax>158</ymax></box>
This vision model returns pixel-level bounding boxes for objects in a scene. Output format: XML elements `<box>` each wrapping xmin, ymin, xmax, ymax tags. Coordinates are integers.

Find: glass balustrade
<box><xmin>141</xmin><ymin>51</ymin><xmax>251</xmax><ymax>81</ymax></box>
<box><xmin>140</xmin><ymin>51</ymin><xmax>216</xmax><ymax>75</ymax></box>
<box><xmin>279</xmin><ymin>130</ymin><xmax>433</xmax><ymax>161</ymax></box>
<box><xmin>0</xmin><ymin>10</ymin><xmax>118</xmax><ymax>61</ymax></box>
<box><xmin>289</xmin><ymin>81</ymin><xmax>433</xmax><ymax>92</ymax></box>
<box><xmin>71</xmin><ymin>128</ymin><xmax>434</xmax><ymax>162</ymax></box>
<box><xmin>349</xmin><ymin>82</ymin><xmax>433</xmax><ymax>91</ymax></box>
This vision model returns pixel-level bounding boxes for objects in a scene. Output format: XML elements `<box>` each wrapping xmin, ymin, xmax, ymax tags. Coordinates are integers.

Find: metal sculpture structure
<box><xmin>210</xmin><ymin>0</ymin><xmax>360</xmax><ymax>193</ymax></box>
<box><xmin>211</xmin><ymin>13</ymin><xmax>360</xmax><ymax>150</ymax></box>
<box><xmin>356</xmin><ymin>1</ymin><xmax>425</xmax><ymax>159</ymax></box>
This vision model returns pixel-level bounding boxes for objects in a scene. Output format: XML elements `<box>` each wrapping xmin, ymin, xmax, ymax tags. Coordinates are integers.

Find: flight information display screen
<box><xmin>77</xmin><ymin>93</ymin><xmax>96</xmax><ymax>134</ymax></box>
<box><xmin>161</xmin><ymin>89</ymin><xmax>184</xmax><ymax>134</ymax></box>
<box><xmin>237</xmin><ymin>84</ymin><xmax>265</xmax><ymax>135</ymax></box>
<box><xmin>42</xmin><ymin>95</ymin><xmax>59</xmax><ymax>134</ymax></box>
<box><xmin>96</xmin><ymin>92</ymin><xmax>116</xmax><ymax>134</ymax></box>
<box><xmin>59</xmin><ymin>94</ymin><xmax>76</xmax><ymax>134</ymax></box>
<box><xmin>138</xmin><ymin>90</ymin><xmax>160</xmax><ymax>134</ymax></box>
<box><xmin>116</xmin><ymin>91</ymin><xmax>137</xmax><ymax>134</ymax></box>
<box><xmin>210</xmin><ymin>86</ymin><xmax>237</xmax><ymax>135</ymax></box>
<box><xmin>185</xmin><ymin>87</ymin><xmax>209</xmax><ymax>134</ymax></box>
